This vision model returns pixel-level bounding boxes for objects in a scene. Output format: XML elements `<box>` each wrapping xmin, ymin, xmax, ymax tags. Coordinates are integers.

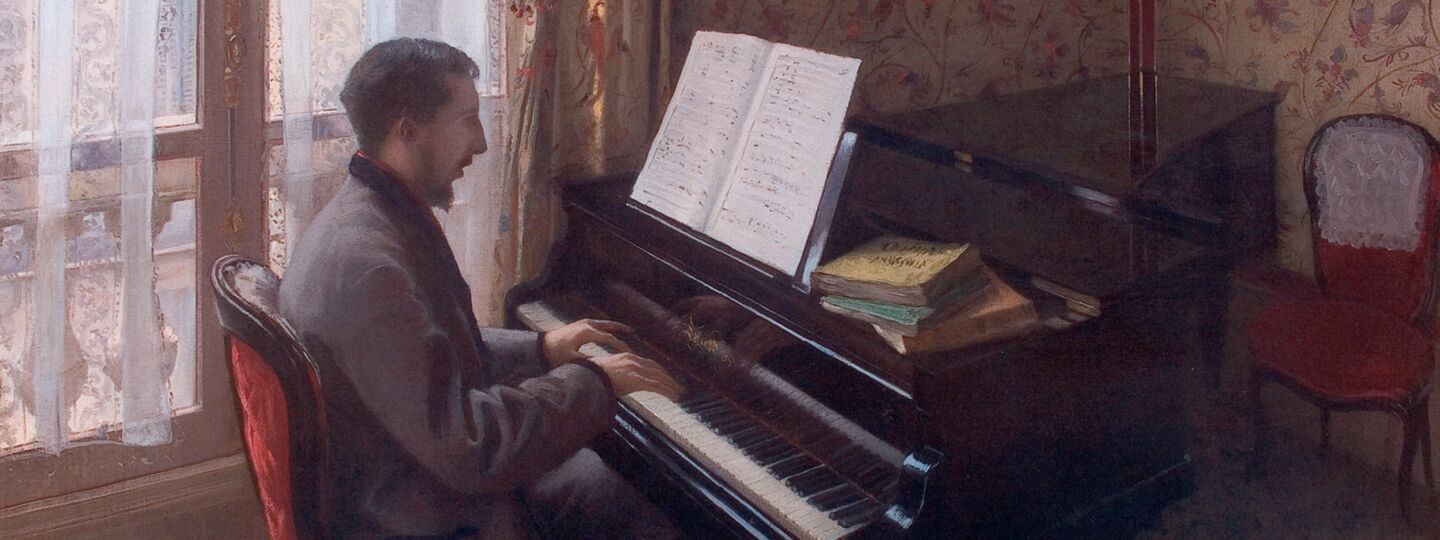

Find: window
<box><xmin>1</xmin><ymin>0</ymin><xmax>505</xmax><ymax>509</ymax></box>
<box><xmin>0</xmin><ymin>0</ymin><xmax>249</xmax><ymax>507</ymax></box>
<box><xmin>262</xmin><ymin>0</ymin><xmax>505</xmax><ymax>272</ymax></box>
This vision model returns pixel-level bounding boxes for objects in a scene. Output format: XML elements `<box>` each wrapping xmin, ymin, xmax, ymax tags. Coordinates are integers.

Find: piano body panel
<box><xmin>905</xmin><ymin>282</ymin><xmax>1200</xmax><ymax>537</ymax></box>
<box><xmin>508</xmin><ymin>75</ymin><xmax>1274</xmax><ymax>537</ymax></box>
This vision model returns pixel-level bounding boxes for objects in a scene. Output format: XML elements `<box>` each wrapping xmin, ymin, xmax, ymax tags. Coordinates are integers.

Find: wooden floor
<box><xmin>1135</xmin><ymin>384</ymin><xmax>1440</xmax><ymax>539</ymax></box>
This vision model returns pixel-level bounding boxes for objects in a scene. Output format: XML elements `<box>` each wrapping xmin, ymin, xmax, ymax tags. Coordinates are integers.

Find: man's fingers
<box><xmin>580</xmin><ymin>318</ymin><xmax>633</xmax><ymax>335</ymax></box>
<box><xmin>584</xmin><ymin>331</ymin><xmax>632</xmax><ymax>354</ymax></box>
<box><xmin>596</xmin><ymin>353</ymin><xmax>684</xmax><ymax>400</ymax></box>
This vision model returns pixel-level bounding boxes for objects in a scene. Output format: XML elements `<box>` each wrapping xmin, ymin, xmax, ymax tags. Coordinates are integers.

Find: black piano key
<box><xmin>832</xmin><ymin>500</ymin><xmax>885</xmax><ymax>528</ymax></box>
<box><xmin>787</xmin><ymin>424</ymin><xmax>831</xmax><ymax>448</ymax></box>
<box><xmin>735</xmin><ymin>388</ymin><xmax>773</xmax><ymax>409</ymax></box>
<box><xmin>708</xmin><ymin>411</ymin><xmax>758</xmax><ymax>431</ymax></box>
<box><xmin>810</xmin><ymin>485</ymin><xmax>867</xmax><ymax>512</ymax></box>
<box><xmin>683</xmin><ymin>399</ymin><xmax>732</xmax><ymax>417</ymax></box>
<box><xmin>693</xmin><ymin>402</ymin><xmax>741</xmax><ymax>421</ymax></box>
<box><xmin>802</xmin><ymin>437</ymin><xmax>851</xmax><ymax>464</ymax></box>
<box><xmin>755</xmin><ymin>442</ymin><xmax>805</xmax><ymax>465</ymax></box>
<box><xmin>699</xmin><ymin>410</ymin><xmax>750</xmax><ymax>432</ymax></box>
<box><xmin>876</xmin><ymin>477</ymin><xmax>901</xmax><ymax>498</ymax></box>
<box><xmin>676</xmin><ymin>397</ymin><xmax>715</xmax><ymax>411</ymax></box>
<box><xmin>686</xmin><ymin>405</ymin><xmax>733</xmax><ymax>423</ymax></box>
<box><xmin>677</xmin><ymin>388</ymin><xmax>720</xmax><ymax>405</ymax></box>
<box><xmin>782</xmin><ymin>465</ymin><xmax>828</xmax><ymax>489</ymax></box>
<box><xmin>785</xmin><ymin>466</ymin><xmax>844</xmax><ymax>497</ymax></box>
<box><xmin>757</xmin><ymin>406</ymin><xmax>807</xmax><ymax>426</ymax></box>
<box><xmin>771</xmin><ymin>458</ymin><xmax>821</xmax><ymax>481</ymax></box>
<box><xmin>744</xmin><ymin>438</ymin><xmax>795</xmax><ymax>463</ymax></box>
<box><xmin>750</xmin><ymin>396</ymin><xmax>790</xmax><ymax>417</ymax></box>
<box><xmin>829</xmin><ymin>447</ymin><xmax>879</xmax><ymax>479</ymax></box>
<box><xmin>729</xmin><ymin>427</ymin><xmax>774</xmax><ymax>449</ymax></box>
<box><xmin>853</xmin><ymin>465</ymin><xmax>899</xmax><ymax>497</ymax></box>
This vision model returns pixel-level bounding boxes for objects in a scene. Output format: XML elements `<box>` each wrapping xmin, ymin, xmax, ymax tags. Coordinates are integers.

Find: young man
<box><xmin>279</xmin><ymin>38</ymin><xmax>681</xmax><ymax>539</ymax></box>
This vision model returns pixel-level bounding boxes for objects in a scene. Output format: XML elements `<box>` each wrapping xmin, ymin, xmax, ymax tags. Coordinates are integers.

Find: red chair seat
<box><xmin>1250</xmin><ymin>299</ymin><xmax>1432</xmax><ymax>402</ymax></box>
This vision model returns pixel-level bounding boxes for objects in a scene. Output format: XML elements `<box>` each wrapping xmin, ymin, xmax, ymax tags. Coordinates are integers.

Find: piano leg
<box><xmin>1194</xmin><ymin>261</ymin><xmax>1233</xmax><ymax>389</ymax></box>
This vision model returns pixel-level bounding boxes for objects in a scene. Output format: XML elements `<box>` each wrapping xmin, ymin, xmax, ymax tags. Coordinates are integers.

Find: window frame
<box><xmin>0</xmin><ymin>0</ymin><xmax>266</xmax><ymax>508</ymax></box>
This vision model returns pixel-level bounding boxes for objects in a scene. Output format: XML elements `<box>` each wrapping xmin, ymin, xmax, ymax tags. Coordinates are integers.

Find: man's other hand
<box><xmin>590</xmin><ymin>353</ymin><xmax>684</xmax><ymax>401</ymax></box>
<box><xmin>542</xmin><ymin>319</ymin><xmax>634</xmax><ymax>368</ymax></box>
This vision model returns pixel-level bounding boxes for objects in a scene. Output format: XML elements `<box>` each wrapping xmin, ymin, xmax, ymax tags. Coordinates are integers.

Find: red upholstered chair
<box><xmin>212</xmin><ymin>254</ymin><xmax>327</xmax><ymax>540</ymax></box>
<box><xmin>1249</xmin><ymin>114</ymin><xmax>1440</xmax><ymax>515</ymax></box>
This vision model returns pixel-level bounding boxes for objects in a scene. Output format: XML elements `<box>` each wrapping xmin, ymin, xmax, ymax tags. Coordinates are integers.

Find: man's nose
<box><xmin>475</xmin><ymin>120</ymin><xmax>488</xmax><ymax>155</ymax></box>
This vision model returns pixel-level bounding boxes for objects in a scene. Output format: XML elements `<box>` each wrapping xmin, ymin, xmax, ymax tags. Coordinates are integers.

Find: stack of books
<box><xmin>812</xmin><ymin>235</ymin><xmax>1039</xmax><ymax>354</ymax></box>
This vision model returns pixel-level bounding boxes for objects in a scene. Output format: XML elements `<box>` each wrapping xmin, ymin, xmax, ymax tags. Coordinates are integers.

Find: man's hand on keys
<box><xmin>541</xmin><ymin>318</ymin><xmax>684</xmax><ymax>400</ymax></box>
<box><xmin>541</xmin><ymin>318</ymin><xmax>633</xmax><ymax>367</ymax></box>
<box><xmin>590</xmin><ymin>352</ymin><xmax>685</xmax><ymax>401</ymax></box>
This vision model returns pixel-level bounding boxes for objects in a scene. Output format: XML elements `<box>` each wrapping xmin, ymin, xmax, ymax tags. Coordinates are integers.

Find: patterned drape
<box><xmin>485</xmin><ymin>0</ymin><xmax>673</xmax><ymax>323</ymax></box>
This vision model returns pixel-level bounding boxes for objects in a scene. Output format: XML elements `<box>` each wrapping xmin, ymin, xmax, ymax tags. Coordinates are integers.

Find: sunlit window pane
<box><xmin>0</xmin><ymin>0</ymin><xmax>196</xmax><ymax>148</ymax></box>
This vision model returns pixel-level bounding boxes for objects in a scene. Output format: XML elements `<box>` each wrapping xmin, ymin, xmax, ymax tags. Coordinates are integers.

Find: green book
<box><xmin>820</xmin><ymin>270</ymin><xmax>993</xmax><ymax>336</ymax></box>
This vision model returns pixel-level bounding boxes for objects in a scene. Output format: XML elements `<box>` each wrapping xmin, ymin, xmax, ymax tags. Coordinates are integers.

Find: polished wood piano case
<box><xmin>509</xmin><ymin>74</ymin><xmax>1275</xmax><ymax>538</ymax></box>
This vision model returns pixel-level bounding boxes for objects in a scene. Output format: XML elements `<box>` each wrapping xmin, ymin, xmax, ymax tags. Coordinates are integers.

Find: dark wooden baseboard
<box><xmin>0</xmin><ymin>453</ymin><xmax>267</xmax><ymax>539</ymax></box>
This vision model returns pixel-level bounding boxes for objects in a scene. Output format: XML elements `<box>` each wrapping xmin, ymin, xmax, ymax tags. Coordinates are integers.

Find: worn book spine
<box><xmin>818</xmin><ymin>271</ymin><xmax>994</xmax><ymax>336</ymax></box>
<box><xmin>873</xmin><ymin>282</ymin><xmax>1038</xmax><ymax>353</ymax></box>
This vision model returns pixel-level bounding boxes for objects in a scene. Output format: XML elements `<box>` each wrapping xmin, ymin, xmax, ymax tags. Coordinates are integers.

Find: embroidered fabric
<box><xmin>1313</xmin><ymin>117</ymin><xmax>1430</xmax><ymax>251</ymax></box>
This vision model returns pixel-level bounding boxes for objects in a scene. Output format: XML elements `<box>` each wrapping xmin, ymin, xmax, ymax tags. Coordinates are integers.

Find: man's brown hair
<box><xmin>340</xmin><ymin>38</ymin><xmax>479</xmax><ymax>154</ymax></box>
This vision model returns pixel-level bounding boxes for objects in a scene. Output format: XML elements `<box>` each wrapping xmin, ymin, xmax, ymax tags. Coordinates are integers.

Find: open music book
<box><xmin>630</xmin><ymin>31</ymin><xmax>861</xmax><ymax>275</ymax></box>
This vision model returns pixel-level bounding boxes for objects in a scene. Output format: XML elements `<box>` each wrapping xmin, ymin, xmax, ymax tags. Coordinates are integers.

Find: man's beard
<box><xmin>415</xmin><ymin>149</ymin><xmax>458</xmax><ymax>211</ymax></box>
<box><xmin>422</xmin><ymin>180</ymin><xmax>455</xmax><ymax>211</ymax></box>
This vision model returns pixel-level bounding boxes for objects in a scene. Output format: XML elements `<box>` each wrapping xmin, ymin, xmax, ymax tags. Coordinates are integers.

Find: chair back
<box><xmin>212</xmin><ymin>254</ymin><xmax>326</xmax><ymax>540</ymax></box>
<box><xmin>1304</xmin><ymin>114</ymin><xmax>1440</xmax><ymax>328</ymax></box>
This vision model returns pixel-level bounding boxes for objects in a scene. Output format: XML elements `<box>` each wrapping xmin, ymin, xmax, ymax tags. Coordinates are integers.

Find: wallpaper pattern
<box><xmin>1158</xmin><ymin>0</ymin><xmax>1440</xmax><ymax>271</ymax></box>
<box><xmin>680</xmin><ymin>0</ymin><xmax>1440</xmax><ymax>273</ymax></box>
<box><xmin>676</xmin><ymin>0</ymin><xmax>1132</xmax><ymax>116</ymax></box>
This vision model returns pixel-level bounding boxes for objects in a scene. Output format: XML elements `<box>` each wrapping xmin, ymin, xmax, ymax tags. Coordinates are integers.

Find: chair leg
<box><xmin>1400</xmin><ymin>407</ymin><xmax>1422</xmax><ymax>521</ymax></box>
<box><xmin>1248</xmin><ymin>368</ymin><xmax>1270</xmax><ymax>479</ymax></box>
<box><xmin>1320</xmin><ymin>409</ymin><xmax>1331</xmax><ymax>454</ymax></box>
<box><xmin>1421</xmin><ymin>398</ymin><xmax>1435</xmax><ymax>497</ymax></box>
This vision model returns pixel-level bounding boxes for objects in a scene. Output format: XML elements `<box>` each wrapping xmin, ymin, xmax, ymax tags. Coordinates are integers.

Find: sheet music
<box><xmin>631</xmin><ymin>31</ymin><xmax>771</xmax><ymax>229</ymax></box>
<box><xmin>707</xmin><ymin>46</ymin><xmax>860</xmax><ymax>273</ymax></box>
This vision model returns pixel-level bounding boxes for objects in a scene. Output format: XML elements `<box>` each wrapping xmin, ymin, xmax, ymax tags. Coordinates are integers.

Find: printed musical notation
<box><xmin>630</xmin><ymin>31</ymin><xmax>861</xmax><ymax>275</ymax></box>
<box><xmin>632</xmin><ymin>32</ymin><xmax>769</xmax><ymax>229</ymax></box>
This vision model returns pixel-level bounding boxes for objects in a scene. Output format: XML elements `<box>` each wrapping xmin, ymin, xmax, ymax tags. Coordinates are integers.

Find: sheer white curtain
<box><xmin>271</xmin><ymin>0</ymin><xmax>507</xmax><ymax>321</ymax></box>
<box><xmin>15</xmin><ymin>0</ymin><xmax>174</xmax><ymax>454</ymax></box>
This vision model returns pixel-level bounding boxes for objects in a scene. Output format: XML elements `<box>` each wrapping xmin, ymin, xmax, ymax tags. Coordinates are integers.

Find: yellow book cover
<box><xmin>811</xmin><ymin>235</ymin><xmax>981</xmax><ymax>306</ymax></box>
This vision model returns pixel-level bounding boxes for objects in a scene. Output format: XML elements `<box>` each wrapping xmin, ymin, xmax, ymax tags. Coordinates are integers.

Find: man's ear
<box><xmin>394</xmin><ymin>116</ymin><xmax>419</xmax><ymax>144</ymax></box>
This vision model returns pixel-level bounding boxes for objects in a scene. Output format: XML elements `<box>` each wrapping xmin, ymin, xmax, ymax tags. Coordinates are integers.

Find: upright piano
<box><xmin>508</xmin><ymin>74</ymin><xmax>1275</xmax><ymax>538</ymax></box>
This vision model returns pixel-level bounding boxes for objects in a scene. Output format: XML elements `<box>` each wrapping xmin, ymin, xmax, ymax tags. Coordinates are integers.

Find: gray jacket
<box><xmin>279</xmin><ymin>154</ymin><xmax>616</xmax><ymax>539</ymax></box>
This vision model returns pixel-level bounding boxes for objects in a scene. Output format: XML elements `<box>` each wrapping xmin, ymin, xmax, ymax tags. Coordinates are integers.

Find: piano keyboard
<box><xmin>517</xmin><ymin>300</ymin><xmax>904</xmax><ymax>540</ymax></box>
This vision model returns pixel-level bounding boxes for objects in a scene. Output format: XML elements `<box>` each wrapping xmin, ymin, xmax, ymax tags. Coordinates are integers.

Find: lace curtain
<box><xmin>3</xmin><ymin>0</ymin><xmax>197</xmax><ymax>454</ymax></box>
<box><xmin>267</xmin><ymin>0</ymin><xmax>507</xmax><ymax>325</ymax></box>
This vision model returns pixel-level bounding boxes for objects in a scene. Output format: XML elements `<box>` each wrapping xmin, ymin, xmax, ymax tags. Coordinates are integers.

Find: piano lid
<box><xmin>848</xmin><ymin>74</ymin><xmax>1276</xmax><ymax>200</ymax></box>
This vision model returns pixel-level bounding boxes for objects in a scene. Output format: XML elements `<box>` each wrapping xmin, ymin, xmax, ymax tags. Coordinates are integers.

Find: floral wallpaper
<box><xmin>1158</xmin><ymin>0</ymin><xmax>1440</xmax><ymax>272</ymax></box>
<box><xmin>675</xmin><ymin>0</ymin><xmax>1132</xmax><ymax>115</ymax></box>
<box><xmin>680</xmin><ymin>0</ymin><xmax>1440</xmax><ymax>274</ymax></box>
